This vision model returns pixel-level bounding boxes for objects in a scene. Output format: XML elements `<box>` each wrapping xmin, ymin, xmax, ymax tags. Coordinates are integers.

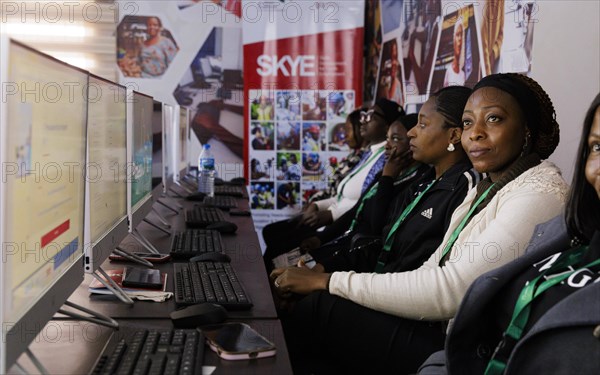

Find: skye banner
<box><xmin>243</xmin><ymin>1</ymin><xmax>365</xmax><ymax>240</ymax></box>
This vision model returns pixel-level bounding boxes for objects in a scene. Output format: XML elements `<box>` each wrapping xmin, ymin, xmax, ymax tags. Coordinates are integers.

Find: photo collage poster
<box><xmin>364</xmin><ymin>0</ymin><xmax>538</xmax><ymax>111</ymax></box>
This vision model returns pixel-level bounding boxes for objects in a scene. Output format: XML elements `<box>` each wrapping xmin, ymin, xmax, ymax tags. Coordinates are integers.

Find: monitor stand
<box><xmin>13</xmin><ymin>348</ymin><xmax>50</xmax><ymax>375</ymax></box>
<box><xmin>157</xmin><ymin>197</ymin><xmax>182</xmax><ymax>212</ymax></box>
<box><xmin>55</xmin><ymin>300</ymin><xmax>121</xmax><ymax>328</ymax></box>
<box><xmin>150</xmin><ymin>206</ymin><xmax>172</xmax><ymax>228</ymax></box>
<box><xmin>131</xmin><ymin>228</ymin><xmax>163</xmax><ymax>254</ymax></box>
<box><xmin>142</xmin><ymin>217</ymin><xmax>171</xmax><ymax>236</ymax></box>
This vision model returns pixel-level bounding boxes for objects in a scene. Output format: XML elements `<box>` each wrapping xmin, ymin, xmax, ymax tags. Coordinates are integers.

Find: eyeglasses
<box><xmin>360</xmin><ymin>109</ymin><xmax>383</xmax><ymax>124</ymax></box>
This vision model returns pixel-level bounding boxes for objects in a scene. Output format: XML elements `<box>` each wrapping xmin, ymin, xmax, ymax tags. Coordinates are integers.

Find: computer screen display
<box><xmin>0</xmin><ymin>39</ymin><xmax>87</xmax><ymax>371</ymax></box>
<box><xmin>178</xmin><ymin>106</ymin><xmax>189</xmax><ymax>173</ymax></box>
<box><xmin>130</xmin><ymin>92</ymin><xmax>153</xmax><ymax>209</ymax></box>
<box><xmin>163</xmin><ymin>103</ymin><xmax>175</xmax><ymax>191</ymax></box>
<box><xmin>151</xmin><ymin>100</ymin><xmax>164</xmax><ymax>190</ymax></box>
<box><xmin>87</xmin><ymin>75</ymin><xmax>127</xmax><ymax>243</ymax></box>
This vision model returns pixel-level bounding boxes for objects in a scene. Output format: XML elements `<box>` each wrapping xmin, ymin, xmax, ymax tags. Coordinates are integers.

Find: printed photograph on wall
<box><xmin>481</xmin><ymin>0</ymin><xmax>537</xmax><ymax>75</ymax></box>
<box><xmin>276</xmin><ymin>91</ymin><xmax>302</xmax><ymax>121</ymax></box>
<box><xmin>328</xmin><ymin>121</ymin><xmax>350</xmax><ymax>151</ymax></box>
<box><xmin>249</xmin><ymin>153</ymin><xmax>276</xmax><ymax>181</ymax></box>
<box><xmin>302</xmin><ymin>152</ymin><xmax>327</xmax><ymax>182</ymax></box>
<box><xmin>250</xmin><ymin>182</ymin><xmax>275</xmax><ymax>210</ymax></box>
<box><xmin>430</xmin><ymin>4</ymin><xmax>482</xmax><ymax>93</ymax></box>
<box><xmin>276</xmin><ymin>182</ymin><xmax>301</xmax><ymax>210</ymax></box>
<box><xmin>117</xmin><ymin>16</ymin><xmax>179</xmax><ymax>78</ymax></box>
<box><xmin>302</xmin><ymin>123</ymin><xmax>327</xmax><ymax>152</ymax></box>
<box><xmin>276</xmin><ymin>121</ymin><xmax>301</xmax><ymax>151</ymax></box>
<box><xmin>177</xmin><ymin>0</ymin><xmax>242</xmax><ymax>17</ymax></box>
<box><xmin>302</xmin><ymin>91</ymin><xmax>327</xmax><ymax>121</ymax></box>
<box><xmin>174</xmin><ymin>27</ymin><xmax>244</xmax><ymax>163</ymax></box>
<box><xmin>327</xmin><ymin>91</ymin><xmax>355</xmax><ymax>124</ymax></box>
<box><xmin>376</xmin><ymin>38</ymin><xmax>405</xmax><ymax>106</ymax></box>
<box><xmin>400</xmin><ymin>0</ymin><xmax>441</xmax><ymax>96</ymax></box>
<box><xmin>380</xmin><ymin>0</ymin><xmax>404</xmax><ymax>34</ymax></box>
<box><xmin>275</xmin><ymin>152</ymin><xmax>301</xmax><ymax>181</ymax></box>
<box><xmin>364</xmin><ymin>0</ymin><xmax>382</xmax><ymax>104</ymax></box>
<box><xmin>250</xmin><ymin>122</ymin><xmax>274</xmax><ymax>150</ymax></box>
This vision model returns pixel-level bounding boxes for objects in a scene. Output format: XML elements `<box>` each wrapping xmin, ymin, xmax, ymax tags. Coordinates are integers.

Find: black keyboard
<box><xmin>92</xmin><ymin>329</ymin><xmax>204</xmax><ymax>375</ymax></box>
<box><xmin>174</xmin><ymin>261</ymin><xmax>252</xmax><ymax>310</ymax></box>
<box><xmin>214</xmin><ymin>185</ymin><xmax>244</xmax><ymax>197</ymax></box>
<box><xmin>184</xmin><ymin>206</ymin><xmax>226</xmax><ymax>228</ymax></box>
<box><xmin>170</xmin><ymin>229</ymin><xmax>224</xmax><ymax>259</ymax></box>
<box><xmin>202</xmin><ymin>196</ymin><xmax>238</xmax><ymax>210</ymax></box>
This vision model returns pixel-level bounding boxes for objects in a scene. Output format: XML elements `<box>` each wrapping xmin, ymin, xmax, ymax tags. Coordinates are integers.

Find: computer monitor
<box><xmin>83</xmin><ymin>74</ymin><xmax>128</xmax><ymax>273</ymax></box>
<box><xmin>177</xmin><ymin>106</ymin><xmax>190</xmax><ymax>179</ymax></box>
<box><xmin>0</xmin><ymin>38</ymin><xmax>88</xmax><ymax>372</ymax></box>
<box><xmin>151</xmin><ymin>100</ymin><xmax>164</xmax><ymax>191</ymax></box>
<box><xmin>127</xmin><ymin>91</ymin><xmax>154</xmax><ymax>231</ymax></box>
<box><xmin>151</xmin><ymin>101</ymin><xmax>176</xmax><ymax>194</ymax></box>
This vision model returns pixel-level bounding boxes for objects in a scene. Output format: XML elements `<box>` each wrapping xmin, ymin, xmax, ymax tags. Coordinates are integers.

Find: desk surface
<box><xmin>68</xmin><ymin>192</ymin><xmax>277</xmax><ymax>320</ymax></box>
<box><xmin>9</xmin><ymin>319</ymin><xmax>292</xmax><ymax>375</ymax></box>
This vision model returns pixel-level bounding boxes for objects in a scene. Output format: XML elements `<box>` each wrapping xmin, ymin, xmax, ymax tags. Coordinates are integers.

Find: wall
<box><xmin>530</xmin><ymin>0</ymin><xmax>599</xmax><ymax>182</ymax></box>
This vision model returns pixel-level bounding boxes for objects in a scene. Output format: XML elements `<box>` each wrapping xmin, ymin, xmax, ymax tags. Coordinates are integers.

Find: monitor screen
<box><xmin>130</xmin><ymin>92</ymin><xmax>153</xmax><ymax>210</ymax></box>
<box><xmin>163</xmin><ymin>103</ymin><xmax>175</xmax><ymax>191</ymax></box>
<box><xmin>178</xmin><ymin>106</ymin><xmax>189</xmax><ymax>173</ymax></box>
<box><xmin>87</xmin><ymin>75</ymin><xmax>127</xmax><ymax>243</ymax></box>
<box><xmin>151</xmin><ymin>100</ymin><xmax>163</xmax><ymax>190</ymax></box>
<box><xmin>1</xmin><ymin>39</ymin><xmax>87</xmax><ymax>371</ymax></box>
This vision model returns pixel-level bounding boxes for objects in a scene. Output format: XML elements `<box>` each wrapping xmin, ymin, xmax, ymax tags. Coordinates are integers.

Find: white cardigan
<box><xmin>314</xmin><ymin>140</ymin><xmax>386</xmax><ymax>220</ymax></box>
<box><xmin>328</xmin><ymin>161</ymin><xmax>568</xmax><ymax>320</ymax></box>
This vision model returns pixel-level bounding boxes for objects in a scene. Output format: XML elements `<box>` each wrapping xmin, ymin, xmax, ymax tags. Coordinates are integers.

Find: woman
<box><xmin>262</xmin><ymin>99</ymin><xmax>402</xmax><ymax>270</ymax></box>
<box><xmin>139</xmin><ymin>17</ymin><xmax>178</xmax><ymax>78</ymax></box>
<box><xmin>418</xmin><ymin>93</ymin><xmax>600</xmax><ymax>375</ymax></box>
<box><xmin>443</xmin><ymin>17</ymin><xmax>466</xmax><ymax>87</ymax></box>
<box><xmin>271</xmin><ymin>73</ymin><xmax>568</xmax><ymax>374</ymax></box>
<box><xmin>308</xmin><ymin>87</ymin><xmax>480</xmax><ymax>275</ymax></box>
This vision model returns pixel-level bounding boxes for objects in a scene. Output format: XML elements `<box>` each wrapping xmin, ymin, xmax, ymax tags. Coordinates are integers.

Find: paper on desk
<box><xmin>203</xmin><ymin>366</ymin><xmax>216</xmax><ymax>375</ymax></box>
<box><xmin>128</xmin><ymin>291</ymin><xmax>173</xmax><ymax>302</ymax></box>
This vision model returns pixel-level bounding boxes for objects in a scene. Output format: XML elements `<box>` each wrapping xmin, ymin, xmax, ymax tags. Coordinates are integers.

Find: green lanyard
<box><xmin>337</xmin><ymin>147</ymin><xmax>384</xmax><ymax>202</ymax></box>
<box><xmin>438</xmin><ymin>184</ymin><xmax>495</xmax><ymax>266</ymax></box>
<box><xmin>485</xmin><ymin>245</ymin><xmax>598</xmax><ymax>375</ymax></box>
<box><xmin>374</xmin><ymin>179</ymin><xmax>436</xmax><ymax>273</ymax></box>
<box><xmin>348</xmin><ymin>165</ymin><xmax>421</xmax><ymax>233</ymax></box>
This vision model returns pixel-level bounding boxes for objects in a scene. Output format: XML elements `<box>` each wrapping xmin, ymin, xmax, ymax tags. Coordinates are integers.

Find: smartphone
<box><xmin>109</xmin><ymin>252</ymin><xmax>171</xmax><ymax>263</ymax></box>
<box><xmin>121</xmin><ymin>267</ymin><xmax>163</xmax><ymax>289</ymax></box>
<box><xmin>202</xmin><ymin>323</ymin><xmax>276</xmax><ymax>361</ymax></box>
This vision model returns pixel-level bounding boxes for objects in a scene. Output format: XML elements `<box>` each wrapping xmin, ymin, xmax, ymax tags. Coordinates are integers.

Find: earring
<box><xmin>447</xmin><ymin>143</ymin><xmax>455</xmax><ymax>152</ymax></box>
<box><xmin>522</xmin><ymin>133</ymin><xmax>531</xmax><ymax>154</ymax></box>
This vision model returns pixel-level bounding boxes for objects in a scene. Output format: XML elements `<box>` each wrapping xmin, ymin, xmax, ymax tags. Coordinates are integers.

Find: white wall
<box><xmin>530</xmin><ymin>0</ymin><xmax>599</xmax><ymax>182</ymax></box>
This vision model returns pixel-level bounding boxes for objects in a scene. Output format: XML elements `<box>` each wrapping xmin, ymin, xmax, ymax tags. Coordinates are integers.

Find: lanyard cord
<box><xmin>348</xmin><ymin>165</ymin><xmax>421</xmax><ymax>233</ymax></box>
<box><xmin>337</xmin><ymin>147</ymin><xmax>384</xmax><ymax>202</ymax></box>
<box><xmin>374</xmin><ymin>179</ymin><xmax>437</xmax><ymax>273</ymax></box>
<box><xmin>485</xmin><ymin>245</ymin><xmax>598</xmax><ymax>375</ymax></box>
<box><xmin>438</xmin><ymin>184</ymin><xmax>495</xmax><ymax>266</ymax></box>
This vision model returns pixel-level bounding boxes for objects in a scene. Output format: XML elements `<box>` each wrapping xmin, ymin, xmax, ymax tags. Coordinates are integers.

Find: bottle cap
<box><xmin>203</xmin><ymin>144</ymin><xmax>211</xmax><ymax>150</ymax></box>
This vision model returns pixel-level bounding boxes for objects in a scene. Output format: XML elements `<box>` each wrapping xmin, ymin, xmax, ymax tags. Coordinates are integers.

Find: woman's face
<box><xmin>146</xmin><ymin>18</ymin><xmax>161</xmax><ymax>37</ymax></box>
<box><xmin>359</xmin><ymin>106</ymin><xmax>388</xmax><ymax>142</ymax></box>
<box><xmin>453</xmin><ymin>23</ymin><xmax>463</xmax><ymax>57</ymax></box>
<box><xmin>407</xmin><ymin>96</ymin><xmax>454</xmax><ymax>164</ymax></box>
<box><xmin>461</xmin><ymin>87</ymin><xmax>528</xmax><ymax>177</ymax></box>
<box><xmin>384</xmin><ymin>121</ymin><xmax>410</xmax><ymax>159</ymax></box>
<box><xmin>585</xmin><ymin>107</ymin><xmax>600</xmax><ymax>199</ymax></box>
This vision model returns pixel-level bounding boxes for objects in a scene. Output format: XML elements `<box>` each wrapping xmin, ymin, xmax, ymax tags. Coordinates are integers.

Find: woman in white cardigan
<box><xmin>271</xmin><ymin>74</ymin><xmax>569</xmax><ymax>374</ymax></box>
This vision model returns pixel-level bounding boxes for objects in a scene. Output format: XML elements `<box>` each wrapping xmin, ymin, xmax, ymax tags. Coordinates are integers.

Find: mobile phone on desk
<box><xmin>202</xmin><ymin>323</ymin><xmax>276</xmax><ymax>360</ymax></box>
<box><xmin>109</xmin><ymin>252</ymin><xmax>171</xmax><ymax>263</ymax></box>
<box><xmin>122</xmin><ymin>267</ymin><xmax>163</xmax><ymax>289</ymax></box>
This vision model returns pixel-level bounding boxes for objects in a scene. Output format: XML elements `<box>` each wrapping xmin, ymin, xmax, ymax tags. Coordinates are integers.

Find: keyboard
<box><xmin>202</xmin><ymin>196</ymin><xmax>238</xmax><ymax>210</ymax></box>
<box><xmin>170</xmin><ymin>229</ymin><xmax>224</xmax><ymax>259</ymax></box>
<box><xmin>91</xmin><ymin>328</ymin><xmax>204</xmax><ymax>375</ymax></box>
<box><xmin>214</xmin><ymin>185</ymin><xmax>244</xmax><ymax>197</ymax></box>
<box><xmin>174</xmin><ymin>261</ymin><xmax>253</xmax><ymax>310</ymax></box>
<box><xmin>185</xmin><ymin>206</ymin><xmax>226</xmax><ymax>228</ymax></box>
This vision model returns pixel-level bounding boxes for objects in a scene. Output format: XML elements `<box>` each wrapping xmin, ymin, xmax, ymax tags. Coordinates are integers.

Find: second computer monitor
<box><xmin>83</xmin><ymin>74</ymin><xmax>129</xmax><ymax>273</ymax></box>
<box><xmin>177</xmin><ymin>106</ymin><xmax>190</xmax><ymax>180</ymax></box>
<box><xmin>127</xmin><ymin>91</ymin><xmax>154</xmax><ymax>231</ymax></box>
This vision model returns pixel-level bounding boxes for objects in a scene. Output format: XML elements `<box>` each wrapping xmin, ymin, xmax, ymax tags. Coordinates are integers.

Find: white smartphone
<box><xmin>202</xmin><ymin>323</ymin><xmax>276</xmax><ymax>361</ymax></box>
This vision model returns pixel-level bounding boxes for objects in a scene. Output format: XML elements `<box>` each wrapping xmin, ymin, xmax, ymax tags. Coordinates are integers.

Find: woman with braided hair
<box><xmin>419</xmin><ymin>93</ymin><xmax>600</xmax><ymax>375</ymax></box>
<box><xmin>271</xmin><ymin>74</ymin><xmax>568</xmax><ymax>374</ymax></box>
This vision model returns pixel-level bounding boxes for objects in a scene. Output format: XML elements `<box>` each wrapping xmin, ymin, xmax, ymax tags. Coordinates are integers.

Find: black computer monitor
<box><xmin>83</xmin><ymin>74</ymin><xmax>129</xmax><ymax>273</ymax></box>
<box><xmin>0</xmin><ymin>38</ymin><xmax>87</xmax><ymax>372</ymax></box>
<box><xmin>151</xmin><ymin>100</ymin><xmax>164</xmax><ymax>191</ymax></box>
<box><xmin>127</xmin><ymin>91</ymin><xmax>154</xmax><ymax>231</ymax></box>
<box><xmin>177</xmin><ymin>106</ymin><xmax>190</xmax><ymax>180</ymax></box>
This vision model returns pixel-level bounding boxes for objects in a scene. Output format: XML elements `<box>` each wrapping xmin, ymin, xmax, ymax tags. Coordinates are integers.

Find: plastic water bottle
<box><xmin>197</xmin><ymin>144</ymin><xmax>215</xmax><ymax>197</ymax></box>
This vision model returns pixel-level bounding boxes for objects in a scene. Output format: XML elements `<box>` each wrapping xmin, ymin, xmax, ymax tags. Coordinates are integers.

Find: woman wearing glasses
<box><xmin>272</xmin><ymin>74</ymin><xmax>568</xmax><ymax>374</ymax></box>
<box><xmin>263</xmin><ymin>99</ymin><xmax>404</xmax><ymax>273</ymax></box>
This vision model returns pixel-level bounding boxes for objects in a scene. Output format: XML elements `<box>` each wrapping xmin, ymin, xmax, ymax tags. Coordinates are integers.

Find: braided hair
<box><xmin>431</xmin><ymin>86</ymin><xmax>473</xmax><ymax>128</ymax></box>
<box><xmin>472</xmin><ymin>73</ymin><xmax>560</xmax><ymax>159</ymax></box>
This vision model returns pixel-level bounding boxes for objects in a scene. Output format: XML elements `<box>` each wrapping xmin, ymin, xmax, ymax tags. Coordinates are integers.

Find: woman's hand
<box><xmin>383</xmin><ymin>147</ymin><xmax>412</xmax><ymax>177</ymax></box>
<box><xmin>299</xmin><ymin>205</ymin><xmax>332</xmax><ymax>227</ymax></box>
<box><xmin>270</xmin><ymin>267</ymin><xmax>331</xmax><ymax>295</ymax></box>
<box><xmin>299</xmin><ymin>236</ymin><xmax>321</xmax><ymax>253</ymax></box>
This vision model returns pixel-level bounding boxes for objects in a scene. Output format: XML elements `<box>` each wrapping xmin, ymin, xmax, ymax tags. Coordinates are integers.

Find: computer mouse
<box><xmin>205</xmin><ymin>221</ymin><xmax>238</xmax><ymax>234</ymax></box>
<box><xmin>170</xmin><ymin>303</ymin><xmax>228</xmax><ymax>328</ymax></box>
<box><xmin>185</xmin><ymin>192</ymin><xmax>206</xmax><ymax>201</ymax></box>
<box><xmin>189</xmin><ymin>252</ymin><xmax>232</xmax><ymax>263</ymax></box>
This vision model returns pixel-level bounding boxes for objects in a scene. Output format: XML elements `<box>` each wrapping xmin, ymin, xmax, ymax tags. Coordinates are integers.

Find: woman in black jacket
<box><xmin>418</xmin><ymin>93</ymin><xmax>600</xmax><ymax>375</ymax></box>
